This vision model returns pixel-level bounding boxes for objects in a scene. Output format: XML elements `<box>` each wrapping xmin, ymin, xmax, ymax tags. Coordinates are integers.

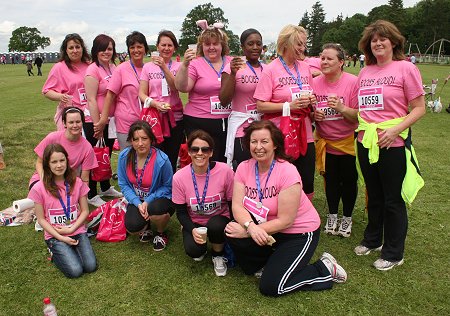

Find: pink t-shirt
<box><xmin>304</xmin><ymin>57</ymin><xmax>322</xmax><ymax>73</ymax></box>
<box><xmin>235</xmin><ymin>159</ymin><xmax>320</xmax><ymax>234</ymax></box>
<box><xmin>108</xmin><ymin>61</ymin><xmax>143</xmax><ymax>134</ymax></box>
<box><xmin>313</xmin><ymin>72</ymin><xmax>358</xmax><ymax>155</ymax></box>
<box><xmin>43</xmin><ymin>61</ymin><xmax>89</xmax><ymax>110</ymax></box>
<box><xmin>184</xmin><ymin>56</ymin><xmax>232</xmax><ymax>119</ymax></box>
<box><xmin>85</xmin><ymin>62</ymin><xmax>116</xmax><ymax>122</ymax></box>
<box><xmin>223</xmin><ymin>63</ymin><xmax>263</xmax><ymax>137</ymax></box>
<box><xmin>28</xmin><ymin>178</ymin><xmax>89</xmax><ymax>240</ymax></box>
<box><xmin>253</xmin><ymin>58</ymin><xmax>315</xmax><ymax>142</ymax></box>
<box><xmin>172</xmin><ymin>162</ymin><xmax>234</xmax><ymax>226</ymax></box>
<box><xmin>29</xmin><ymin>131</ymin><xmax>97</xmax><ymax>185</ymax></box>
<box><xmin>353</xmin><ymin>60</ymin><xmax>424</xmax><ymax>147</ymax></box>
<box><xmin>140</xmin><ymin>60</ymin><xmax>183</xmax><ymax>121</ymax></box>
<box><xmin>125</xmin><ymin>149</ymin><xmax>157</xmax><ymax>201</ymax></box>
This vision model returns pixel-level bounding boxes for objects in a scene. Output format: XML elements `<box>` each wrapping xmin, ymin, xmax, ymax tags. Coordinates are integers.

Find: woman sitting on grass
<box><xmin>28</xmin><ymin>143</ymin><xmax>97</xmax><ymax>278</ymax></box>
<box><xmin>117</xmin><ymin>120</ymin><xmax>174</xmax><ymax>251</ymax></box>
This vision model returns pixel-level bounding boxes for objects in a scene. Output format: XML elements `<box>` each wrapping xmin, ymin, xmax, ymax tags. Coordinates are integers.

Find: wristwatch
<box><xmin>244</xmin><ymin>220</ymin><xmax>254</xmax><ymax>230</ymax></box>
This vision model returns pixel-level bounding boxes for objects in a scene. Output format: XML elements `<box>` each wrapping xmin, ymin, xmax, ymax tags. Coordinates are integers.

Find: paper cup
<box><xmin>188</xmin><ymin>44</ymin><xmax>197</xmax><ymax>51</ymax></box>
<box><xmin>196</xmin><ymin>227</ymin><xmax>207</xmax><ymax>242</ymax></box>
<box><xmin>151</xmin><ymin>51</ymin><xmax>160</xmax><ymax>57</ymax></box>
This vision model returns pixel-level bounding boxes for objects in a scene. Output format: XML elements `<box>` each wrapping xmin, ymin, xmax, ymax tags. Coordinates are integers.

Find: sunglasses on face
<box><xmin>189</xmin><ymin>146</ymin><xmax>212</xmax><ymax>154</ymax></box>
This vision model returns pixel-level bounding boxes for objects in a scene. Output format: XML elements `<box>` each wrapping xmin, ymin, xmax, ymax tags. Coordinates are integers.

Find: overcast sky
<box><xmin>0</xmin><ymin>0</ymin><xmax>420</xmax><ymax>53</ymax></box>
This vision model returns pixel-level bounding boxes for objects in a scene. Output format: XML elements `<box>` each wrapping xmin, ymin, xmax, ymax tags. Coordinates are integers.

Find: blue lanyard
<box><xmin>56</xmin><ymin>182</ymin><xmax>71</xmax><ymax>224</ymax></box>
<box><xmin>99</xmin><ymin>63</ymin><xmax>112</xmax><ymax>76</ymax></box>
<box><xmin>204</xmin><ymin>57</ymin><xmax>225</xmax><ymax>79</ymax></box>
<box><xmin>191</xmin><ymin>164</ymin><xmax>210</xmax><ymax>211</ymax></box>
<box><xmin>160</xmin><ymin>60</ymin><xmax>172</xmax><ymax>79</ymax></box>
<box><xmin>255</xmin><ymin>160</ymin><xmax>276</xmax><ymax>205</ymax></box>
<box><xmin>130</xmin><ymin>61</ymin><xmax>140</xmax><ymax>84</ymax></box>
<box><xmin>134</xmin><ymin>149</ymin><xmax>152</xmax><ymax>193</ymax></box>
<box><xmin>279</xmin><ymin>56</ymin><xmax>302</xmax><ymax>90</ymax></box>
<box><xmin>246</xmin><ymin>62</ymin><xmax>263</xmax><ymax>80</ymax></box>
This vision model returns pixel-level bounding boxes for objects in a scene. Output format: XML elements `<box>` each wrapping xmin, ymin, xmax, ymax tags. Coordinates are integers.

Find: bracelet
<box><xmin>144</xmin><ymin>97</ymin><xmax>153</xmax><ymax>108</ymax></box>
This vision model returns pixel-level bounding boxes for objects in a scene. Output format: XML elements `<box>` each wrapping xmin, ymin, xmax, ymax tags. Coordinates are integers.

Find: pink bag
<box><xmin>96</xmin><ymin>198</ymin><xmax>127</xmax><ymax>242</ymax></box>
<box><xmin>91</xmin><ymin>138</ymin><xmax>112</xmax><ymax>182</ymax></box>
<box><xmin>279</xmin><ymin>103</ymin><xmax>301</xmax><ymax>160</ymax></box>
<box><xmin>140</xmin><ymin>106</ymin><xmax>164</xmax><ymax>144</ymax></box>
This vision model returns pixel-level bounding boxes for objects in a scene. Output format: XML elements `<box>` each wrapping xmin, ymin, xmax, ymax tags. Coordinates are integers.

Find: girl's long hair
<box><xmin>42</xmin><ymin>143</ymin><xmax>76</xmax><ymax>198</ymax></box>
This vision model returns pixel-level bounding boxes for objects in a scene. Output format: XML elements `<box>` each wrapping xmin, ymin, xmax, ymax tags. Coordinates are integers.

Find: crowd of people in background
<box><xmin>22</xmin><ymin>19</ymin><xmax>425</xmax><ymax>297</ymax></box>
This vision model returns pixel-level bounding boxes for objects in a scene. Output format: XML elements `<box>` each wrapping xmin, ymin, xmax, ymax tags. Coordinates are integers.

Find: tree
<box><xmin>8</xmin><ymin>26</ymin><xmax>50</xmax><ymax>52</ymax></box>
<box><xmin>322</xmin><ymin>14</ymin><xmax>367</xmax><ymax>55</ymax></box>
<box><xmin>299</xmin><ymin>11</ymin><xmax>310</xmax><ymax>29</ymax></box>
<box><xmin>179</xmin><ymin>2</ymin><xmax>240</xmax><ymax>54</ymax></box>
<box><xmin>305</xmin><ymin>1</ymin><xmax>326</xmax><ymax>56</ymax></box>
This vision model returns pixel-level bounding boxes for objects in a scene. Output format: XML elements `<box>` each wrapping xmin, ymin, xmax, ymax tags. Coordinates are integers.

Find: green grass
<box><xmin>0</xmin><ymin>62</ymin><xmax>449</xmax><ymax>315</ymax></box>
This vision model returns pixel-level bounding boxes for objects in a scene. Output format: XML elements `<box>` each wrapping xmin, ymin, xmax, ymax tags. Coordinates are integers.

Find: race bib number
<box><xmin>161</xmin><ymin>78</ymin><xmax>169</xmax><ymax>97</ymax></box>
<box><xmin>358</xmin><ymin>87</ymin><xmax>384</xmax><ymax>111</ymax></box>
<box><xmin>78</xmin><ymin>88</ymin><xmax>87</xmax><ymax>106</ymax></box>
<box><xmin>316</xmin><ymin>100</ymin><xmax>343</xmax><ymax>121</ymax></box>
<box><xmin>134</xmin><ymin>186</ymin><xmax>150</xmax><ymax>200</ymax></box>
<box><xmin>48</xmin><ymin>205</ymin><xmax>78</xmax><ymax>226</ymax></box>
<box><xmin>290</xmin><ymin>86</ymin><xmax>312</xmax><ymax>102</ymax></box>
<box><xmin>243</xmin><ymin>196</ymin><xmax>269</xmax><ymax>224</ymax></box>
<box><xmin>210</xmin><ymin>96</ymin><xmax>231</xmax><ymax>115</ymax></box>
<box><xmin>189</xmin><ymin>194</ymin><xmax>222</xmax><ymax>215</ymax></box>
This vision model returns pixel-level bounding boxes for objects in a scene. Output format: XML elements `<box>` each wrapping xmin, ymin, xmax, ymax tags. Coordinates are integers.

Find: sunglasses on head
<box><xmin>189</xmin><ymin>146</ymin><xmax>212</xmax><ymax>154</ymax></box>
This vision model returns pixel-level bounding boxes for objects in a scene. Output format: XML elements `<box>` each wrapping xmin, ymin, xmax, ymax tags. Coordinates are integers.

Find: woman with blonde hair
<box><xmin>254</xmin><ymin>25</ymin><xmax>317</xmax><ymax>201</ymax></box>
<box><xmin>175</xmin><ymin>20</ymin><xmax>232</xmax><ymax>162</ymax></box>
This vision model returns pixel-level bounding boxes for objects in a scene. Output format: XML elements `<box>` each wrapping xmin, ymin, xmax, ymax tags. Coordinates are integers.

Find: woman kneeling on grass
<box><xmin>225</xmin><ymin>120</ymin><xmax>346</xmax><ymax>296</ymax></box>
<box><xmin>28</xmin><ymin>143</ymin><xmax>97</xmax><ymax>278</ymax></box>
<box><xmin>172</xmin><ymin>130</ymin><xmax>234</xmax><ymax>276</ymax></box>
<box><xmin>117</xmin><ymin>120</ymin><xmax>174</xmax><ymax>251</ymax></box>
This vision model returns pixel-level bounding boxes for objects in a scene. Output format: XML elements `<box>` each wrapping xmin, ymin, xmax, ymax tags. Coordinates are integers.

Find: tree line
<box><xmin>8</xmin><ymin>0</ymin><xmax>449</xmax><ymax>58</ymax></box>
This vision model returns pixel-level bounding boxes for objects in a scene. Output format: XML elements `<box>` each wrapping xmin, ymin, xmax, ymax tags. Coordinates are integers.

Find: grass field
<box><xmin>0</xmin><ymin>62</ymin><xmax>449</xmax><ymax>315</ymax></box>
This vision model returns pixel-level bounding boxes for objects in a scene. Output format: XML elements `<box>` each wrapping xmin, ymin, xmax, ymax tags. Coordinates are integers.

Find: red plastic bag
<box><xmin>91</xmin><ymin>138</ymin><xmax>112</xmax><ymax>182</ymax></box>
<box><xmin>279</xmin><ymin>103</ymin><xmax>301</xmax><ymax>160</ymax></box>
<box><xmin>140</xmin><ymin>106</ymin><xmax>164</xmax><ymax>144</ymax></box>
<box><xmin>96</xmin><ymin>198</ymin><xmax>127</xmax><ymax>242</ymax></box>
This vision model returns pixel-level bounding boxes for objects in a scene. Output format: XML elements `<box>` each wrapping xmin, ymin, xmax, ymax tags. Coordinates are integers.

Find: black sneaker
<box><xmin>139</xmin><ymin>230</ymin><xmax>153</xmax><ymax>243</ymax></box>
<box><xmin>153</xmin><ymin>233</ymin><xmax>168</xmax><ymax>251</ymax></box>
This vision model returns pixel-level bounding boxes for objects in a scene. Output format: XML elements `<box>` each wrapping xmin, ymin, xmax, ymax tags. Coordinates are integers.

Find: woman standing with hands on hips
<box><xmin>117</xmin><ymin>121</ymin><xmax>174</xmax><ymax>251</ymax></box>
<box><xmin>220</xmin><ymin>28</ymin><xmax>263</xmax><ymax>169</ymax></box>
<box><xmin>353</xmin><ymin>20</ymin><xmax>425</xmax><ymax>271</ymax></box>
<box><xmin>313</xmin><ymin>43</ymin><xmax>359</xmax><ymax>237</ymax></box>
<box><xmin>254</xmin><ymin>25</ymin><xmax>316</xmax><ymax>201</ymax></box>
<box><xmin>139</xmin><ymin>30</ymin><xmax>184</xmax><ymax>172</ymax></box>
<box><xmin>84</xmin><ymin>34</ymin><xmax>123</xmax><ymax>208</ymax></box>
<box><xmin>95</xmin><ymin>31</ymin><xmax>148</xmax><ymax>150</ymax></box>
<box><xmin>225</xmin><ymin>120</ymin><xmax>347</xmax><ymax>296</ymax></box>
<box><xmin>28</xmin><ymin>143</ymin><xmax>97</xmax><ymax>278</ymax></box>
<box><xmin>42</xmin><ymin>33</ymin><xmax>90</xmax><ymax>130</ymax></box>
<box><xmin>172</xmin><ymin>130</ymin><xmax>234</xmax><ymax>276</ymax></box>
<box><xmin>175</xmin><ymin>20</ymin><xmax>232</xmax><ymax>162</ymax></box>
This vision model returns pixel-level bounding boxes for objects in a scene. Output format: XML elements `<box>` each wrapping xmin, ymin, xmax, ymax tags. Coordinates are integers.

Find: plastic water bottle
<box><xmin>43</xmin><ymin>297</ymin><xmax>58</xmax><ymax>316</ymax></box>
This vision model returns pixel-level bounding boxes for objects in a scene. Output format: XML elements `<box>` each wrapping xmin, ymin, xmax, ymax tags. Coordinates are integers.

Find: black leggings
<box><xmin>292</xmin><ymin>142</ymin><xmax>316</xmax><ymax>195</ymax></box>
<box><xmin>83</xmin><ymin>122</ymin><xmax>115</xmax><ymax>198</ymax></box>
<box><xmin>357</xmin><ymin>142</ymin><xmax>407</xmax><ymax>261</ymax></box>
<box><xmin>324</xmin><ymin>153</ymin><xmax>358</xmax><ymax>217</ymax></box>
<box><xmin>184</xmin><ymin>115</ymin><xmax>227</xmax><ymax>163</ymax></box>
<box><xmin>156</xmin><ymin>121</ymin><xmax>185</xmax><ymax>174</ymax></box>
<box><xmin>182</xmin><ymin>215</ymin><xmax>230</xmax><ymax>258</ymax></box>
<box><xmin>125</xmin><ymin>198</ymin><xmax>174</xmax><ymax>233</ymax></box>
<box><xmin>227</xmin><ymin>228</ymin><xmax>333</xmax><ymax>296</ymax></box>
<box><xmin>232</xmin><ymin>137</ymin><xmax>251</xmax><ymax>171</ymax></box>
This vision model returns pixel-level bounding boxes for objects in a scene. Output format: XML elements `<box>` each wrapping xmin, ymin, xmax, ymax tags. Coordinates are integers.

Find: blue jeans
<box><xmin>46</xmin><ymin>233</ymin><xmax>97</xmax><ymax>278</ymax></box>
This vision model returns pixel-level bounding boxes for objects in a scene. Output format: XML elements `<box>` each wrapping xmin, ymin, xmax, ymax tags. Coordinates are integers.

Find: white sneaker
<box><xmin>212</xmin><ymin>256</ymin><xmax>228</xmax><ymax>277</ymax></box>
<box><xmin>35</xmin><ymin>221</ymin><xmax>43</xmax><ymax>232</ymax></box>
<box><xmin>100</xmin><ymin>186</ymin><xmax>123</xmax><ymax>198</ymax></box>
<box><xmin>373</xmin><ymin>258</ymin><xmax>404</xmax><ymax>271</ymax></box>
<box><xmin>254</xmin><ymin>268</ymin><xmax>264</xmax><ymax>279</ymax></box>
<box><xmin>193</xmin><ymin>252</ymin><xmax>206</xmax><ymax>262</ymax></box>
<box><xmin>337</xmin><ymin>216</ymin><xmax>352</xmax><ymax>237</ymax></box>
<box><xmin>87</xmin><ymin>195</ymin><xmax>107</xmax><ymax>207</ymax></box>
<box><xmin>354</xmin><ymin>245</ymin><xmax>382</xmax><ymax>256</ymax></box>
<box><xmin>324</xmin><ymin>214</ymin><xmax>338</xmax><ymax>235</ymax></box>
<box><xmin>320</xmin><ymin>252</ymin><xmax>347</xmax><ymax>283</ymax></box>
